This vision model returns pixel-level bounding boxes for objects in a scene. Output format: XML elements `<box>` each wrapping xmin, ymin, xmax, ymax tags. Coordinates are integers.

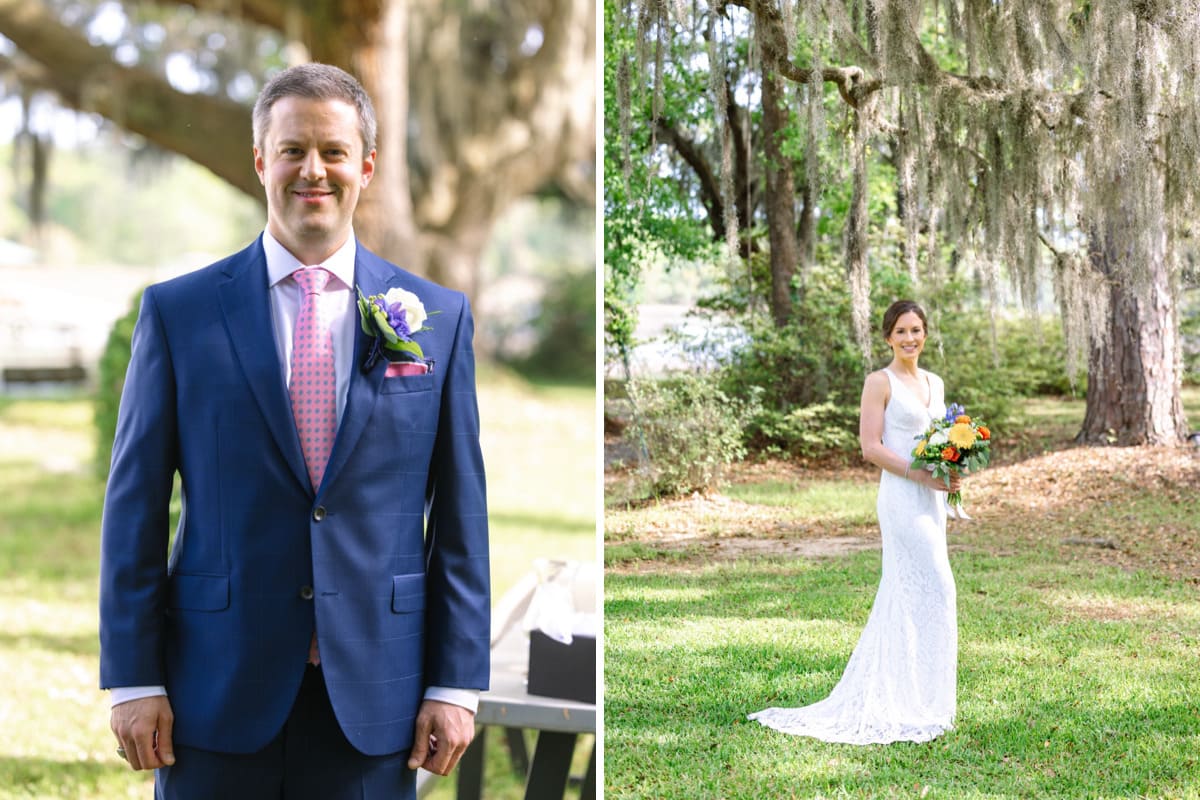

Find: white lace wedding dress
<box><xmin>749</xmin><ymin>367</ymin><xmax>957</xmax><ymax>744</ymax></box>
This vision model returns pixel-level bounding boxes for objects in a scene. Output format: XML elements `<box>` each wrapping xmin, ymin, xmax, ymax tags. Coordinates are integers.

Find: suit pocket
<box><xmin>381</xmin><ymin>373</ymin><xmax>435</xmax><ymax>395</ymax></box>
<box><xmin>168</xmin><ymin>573</ymin><xmax>230</xmax><ymax>612</ymax></box>
<box><xmin>392</xmin><ymin>573</ymin><xmax>426</xmax><ymax>613</ymax></box>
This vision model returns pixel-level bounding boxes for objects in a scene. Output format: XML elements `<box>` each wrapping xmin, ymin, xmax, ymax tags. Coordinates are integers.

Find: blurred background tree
<box><xmin>0</xmin><ymin>0</ymin><xmax>594</xmax><ymax>295</ymax></box>
<box><xmin>606</xmin><ymin>0</ymin><xmax>1199</xmax><ymax>471</ymax></box>
<box><xmin>1</xmin><ymin>0</ymin><xmax>595</xmax><ymax>379</ymax></box>
<box><xmin>0</xmin><ymin>4</ymin><xmax>597</xmax><ymax>796</ymax></box>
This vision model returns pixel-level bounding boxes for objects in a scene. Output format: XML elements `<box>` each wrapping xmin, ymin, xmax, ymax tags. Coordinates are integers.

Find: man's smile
<box><xmin>293</xmin><ymin>187</ymin><xmax>335</xmax><ymax>203</ymax></box>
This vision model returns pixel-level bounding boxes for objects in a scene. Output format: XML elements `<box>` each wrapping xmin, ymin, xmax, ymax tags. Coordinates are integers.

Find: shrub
<box><xmin>626</xmin><ymin>373</ymin><xmax>759</xmax><ymax>497</ymax></box>
<box><xmin>751</xmin><ymin>401</ymin><xmax>861</xmax><ymax>459</ymax></box>
<box><xmin>94</xmin><ymin>290</ymin><xmax>143</xmax><ymax>478</ymax></box>
<box><xmin>509</xmin><ymin>266</ymin><xmax>596</xmax><ymax>383</ymax></box>
<box><xmin>703</xmin><ymin>264</ymin><xmax>1077</xmax><ymax>460</ymax></box>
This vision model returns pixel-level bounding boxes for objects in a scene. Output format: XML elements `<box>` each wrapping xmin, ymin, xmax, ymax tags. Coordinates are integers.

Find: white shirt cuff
<box><xmin>423</xmin><ymin>686</ymin><xmax>480</xmax><ymax>714</ymax></box>
<box><xmin>110</xmin><ymin>685</ymin><xmax>168</xmax><ymax>708</ymax></box>
<box><xmin>111</xmin><ymin>685</ymin><xmax>478</xmax><ymax>714</ymax></box>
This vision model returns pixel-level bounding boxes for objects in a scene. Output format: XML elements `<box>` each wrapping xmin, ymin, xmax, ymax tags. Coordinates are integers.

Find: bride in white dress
<box><xmin>749</xmin><ymin>300</ymin><xmax>961</xmax><ymax>744</ymax></box>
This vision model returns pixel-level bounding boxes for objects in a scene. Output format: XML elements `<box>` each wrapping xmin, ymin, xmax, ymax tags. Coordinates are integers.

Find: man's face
<box><xmin>254</xmin><ymin>96</ymin><xmax>375</xmax><ymax>264</ymax></box>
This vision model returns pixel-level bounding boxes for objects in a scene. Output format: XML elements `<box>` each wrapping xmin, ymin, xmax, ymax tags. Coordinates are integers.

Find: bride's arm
<box><xmin>859</xmin><ymin>372</ymin><xmax>950</xmax><ymax>491</ymax></box>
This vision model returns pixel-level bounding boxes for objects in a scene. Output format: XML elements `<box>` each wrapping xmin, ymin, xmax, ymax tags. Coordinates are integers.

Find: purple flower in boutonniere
<box><xmin>357</xmin><ymin>286</ymin><xmax>439</xmax><ymax>373</ymax></box>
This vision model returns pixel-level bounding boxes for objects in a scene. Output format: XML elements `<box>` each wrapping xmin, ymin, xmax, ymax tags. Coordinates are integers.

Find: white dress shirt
<box><xmin>111</xmin><ymin>230</ymin><xmax>478</xmax><ymax>714</ymax></box>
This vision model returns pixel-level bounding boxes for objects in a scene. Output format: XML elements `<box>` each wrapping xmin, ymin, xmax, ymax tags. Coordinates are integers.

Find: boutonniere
<box><xmin>357</xmin><ymin>286</ymin><xmax>439</xmax><ymax>373</ymax></box>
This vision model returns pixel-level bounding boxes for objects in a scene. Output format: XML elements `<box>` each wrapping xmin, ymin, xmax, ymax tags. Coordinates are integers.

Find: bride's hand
<box><xmin>923</xmin><ymin>472</ymin><xmax>960</xmax><ymax>492</ymax></box>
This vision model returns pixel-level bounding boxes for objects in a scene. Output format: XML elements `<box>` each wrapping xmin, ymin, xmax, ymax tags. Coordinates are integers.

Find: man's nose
<box><xmin>299</xmin><ymin>150</ymin><xmax>326</xmax><ymax>180</ymax></box>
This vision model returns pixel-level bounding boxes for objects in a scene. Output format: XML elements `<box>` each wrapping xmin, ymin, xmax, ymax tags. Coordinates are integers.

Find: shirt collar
<box><xmin>263</xmin><ymin>229</ymin><xmax>357</xmax><ymax>290</ymax></box>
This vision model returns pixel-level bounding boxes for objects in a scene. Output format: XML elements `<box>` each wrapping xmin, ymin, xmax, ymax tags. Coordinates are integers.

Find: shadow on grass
<box><xmin>606</xmin><ymin>553</ymin><xmax>883</xmax><ymax>623</ymax></box>
<box><xmin>605</xmin><ymin>551</ymin><xmax>1200</xmax><ymax>798</ymax></box>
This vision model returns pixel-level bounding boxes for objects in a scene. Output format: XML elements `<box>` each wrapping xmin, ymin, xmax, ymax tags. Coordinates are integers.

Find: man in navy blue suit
<box><xmin>99</xmin><ymin>63</ymin><xmax>490</xmax><ymax>799</ymax></box>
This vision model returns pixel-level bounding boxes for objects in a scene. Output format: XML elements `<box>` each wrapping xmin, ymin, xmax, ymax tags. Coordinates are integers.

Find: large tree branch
<box><xmin>716</xmin><ymin>0</ymin><xmax>1105</xmax><ymax>112</ymax></box>
<box><xmin>145</xmin><ymin>0</ymin><xmax>290</xmax><ymax>34</ymax></box>
<box><xmin>717</xmin><ymin>0</ymin><xmax>872</xmax><ymax>105</ymax></box>
<box><xmin>147</xmin><ymin>0</ymin><xmax>391</xmax><ymax>64</ymax></box>
<box><xmin>0</xmin><ymin>0</ymin><xmax>260</xmax><ymax>199</ymax></box>
<box><xmin>654</xmin><ymin>117</ymin><xmax>727</xmax><ymax>240</ymax></box>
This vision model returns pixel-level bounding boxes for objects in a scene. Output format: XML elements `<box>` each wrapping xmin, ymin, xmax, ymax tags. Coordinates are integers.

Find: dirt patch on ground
<box><xmin>607</xmin><ymin>444</ymin><xmax>1200</xmax><ymax>582</ymax></box>
<box><xmin>1053</xmin><ymin>596</ymin><xmax>1180</xmax><ymax>623</ymax></box>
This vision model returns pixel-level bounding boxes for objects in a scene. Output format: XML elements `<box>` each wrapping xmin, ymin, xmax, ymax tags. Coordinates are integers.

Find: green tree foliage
<box><xmin>626</xmin><ymin>372</ymin><xmax>759</xmax><ymax>496</ymax></box>
<box><xmin>508</xmin><ymin>266</ymin><xmax>596</xmax><ymax>384</ymax></box>
<box><xmin>603</xmin><ymin>0</ymin><xmax>721</xmax><ymax>372</ymax></box>
<box><xmin>94</xmin><ymin>291</ymin><xmax>141</xmax><ymax>477</ymax></box>
<box><xmin>612</xmin><ymin>0</ymin><xmax>1195</xmax><ymax>446</ymax></box>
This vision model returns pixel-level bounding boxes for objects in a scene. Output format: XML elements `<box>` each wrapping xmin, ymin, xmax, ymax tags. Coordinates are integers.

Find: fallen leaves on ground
<box><xmin>607</xmin><ymin>444</ymin><xmax>1200</xmax><ymax>584</ymax></box>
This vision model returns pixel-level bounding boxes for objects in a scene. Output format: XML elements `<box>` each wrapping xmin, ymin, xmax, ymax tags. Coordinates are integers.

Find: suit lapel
<box><xmin>319</xmin><ymin>246</ymin><xmax>400</xmax><ymax>497</ymax></box>
<box><xmin>217</xmin><ymin>238</ymin><xmax>311</xmax><ymax>493</ymax></box>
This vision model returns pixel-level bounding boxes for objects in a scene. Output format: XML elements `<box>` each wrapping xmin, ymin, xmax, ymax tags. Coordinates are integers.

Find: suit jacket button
<box><xmin>313</xmin><ymin>506</ymin><xmax>326</xmax><ymax>521</ymax></box>
<box><xmin>299</xmin><ymin>585</ymin><xmax>314</xmax><ymax>600</ymax></box>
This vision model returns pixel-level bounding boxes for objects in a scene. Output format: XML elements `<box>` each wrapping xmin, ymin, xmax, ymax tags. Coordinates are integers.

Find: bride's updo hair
<box><xmin>882</xmin><ymin>300</ymin><xmax>928</xmax><ymax>338</ymax></box>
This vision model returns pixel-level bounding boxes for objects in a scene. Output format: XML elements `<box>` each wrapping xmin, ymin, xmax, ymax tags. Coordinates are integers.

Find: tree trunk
<box><xmin>1078</xmin><ymin>218</ymin><xmax>1188</xmax><ymax>446</ymax></box>
<box><xmin>342</xmin><ymin>0</ymin><xmax>422</xmax><ymax>272</ymax></box>
<box><xmin>845</xmin><ymin>101</ymin><xmax>873</xmax><ymax>365</ymax></box>
<box><xmin>759</xmin><ymin>60</ymin><xmax>798</xmax><ymax>327</ymax></box>
<box><xmin>796</xmin><ymin>180</ymin><xmax>815</xmax><ymax>297</ymax></box>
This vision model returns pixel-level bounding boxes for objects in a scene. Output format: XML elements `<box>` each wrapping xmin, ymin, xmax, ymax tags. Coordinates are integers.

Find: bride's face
<box><xmin>886</xmin><ymin>312</ymin><xmax>926</xmax><ymax>361</ymax></box>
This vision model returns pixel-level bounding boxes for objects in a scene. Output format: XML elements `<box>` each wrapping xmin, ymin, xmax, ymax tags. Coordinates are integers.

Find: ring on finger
<box><xmin>116</xmin><ymin>745</ymin><xmax>128</xmax><ymax>760</ymax></box>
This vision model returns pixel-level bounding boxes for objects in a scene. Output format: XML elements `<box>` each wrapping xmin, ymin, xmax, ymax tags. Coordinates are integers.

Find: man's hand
<box><xmin>111</xmin><ymin>696</ymin><xmax>175</xmax><ymax>771</ymax></box>
<box><xmin>407</xmin><ymin>700</ymin><xmax>476</xmax><ymax>775</ymax></box>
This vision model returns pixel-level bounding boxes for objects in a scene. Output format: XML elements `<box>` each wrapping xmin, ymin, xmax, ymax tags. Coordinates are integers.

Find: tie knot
<box><xmin>293</xmin><ymin>267</ymin><xmax>332</xmax><ymax>295</ymax></box>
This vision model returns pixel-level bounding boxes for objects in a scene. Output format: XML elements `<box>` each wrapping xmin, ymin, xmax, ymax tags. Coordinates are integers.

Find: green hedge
<box><xmin>94</xmin><ymin>290</ymin><xmax>143</xmax><ymax>478</ymax></box>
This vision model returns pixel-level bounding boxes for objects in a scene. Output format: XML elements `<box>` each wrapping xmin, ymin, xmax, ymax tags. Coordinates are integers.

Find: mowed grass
<box><xmin>604</xmin><ymin>393</ymin><xmax>1200</xmax><ymax>799</ymax></box>
<box><xmin>606</xmin><ymin>554</ymin><xmax>1200</xmax><ymax>799</ymax></box>
<box><xmin>0</xmin><ymin>371</ymin><xmax>595</xmax><ymax>800</ymax></box>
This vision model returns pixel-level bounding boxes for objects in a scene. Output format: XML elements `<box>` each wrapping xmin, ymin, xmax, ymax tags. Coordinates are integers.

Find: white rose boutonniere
<box><xmin>357</xmin><ymin>285</ymin><xmax>439</xmax><ymax>372</ymax></box>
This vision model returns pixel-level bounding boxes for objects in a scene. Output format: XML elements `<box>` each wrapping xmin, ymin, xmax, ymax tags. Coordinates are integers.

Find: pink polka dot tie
<box><xmin>289</xmin><ymin>267</ymin><xmax>336</xmax><ymax>492</ymax></box>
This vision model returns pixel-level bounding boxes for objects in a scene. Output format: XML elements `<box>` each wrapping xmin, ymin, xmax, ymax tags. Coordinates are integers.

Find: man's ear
<box><xmin>253</xmin><ymin>147</ymin><xmax>266</xmax><ymax>185</ymax></box>
<box><xmin>361</xmin><ymin>149</ymin><xmax>377</xmax><ymax>188</ymax></box>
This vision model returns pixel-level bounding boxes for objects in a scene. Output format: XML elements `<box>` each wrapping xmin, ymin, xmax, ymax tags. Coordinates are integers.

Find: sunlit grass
<box><xmin>605</xmin><ymin>554</ymin><xmax>1200</xmax><ymax>799</ymax></box>
<box><xmin>724</xmin><ymin>479</ymin><xmax>876</xmax><ymax>522</ymax></box>
<box><xmin>604</xmin><ymin>392</ymin><xmax>1200</xmax><ymax>799</ymax></box>
<box><xmin>0</xmin><ymin>370</ymin><xmax>595</xmax><ymax>800</ymax></box>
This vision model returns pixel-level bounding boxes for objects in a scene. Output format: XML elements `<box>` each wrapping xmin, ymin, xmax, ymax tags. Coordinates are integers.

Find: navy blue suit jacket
<box><xmin>99</xmin><ymin>237</ymin><xmax>490</xmax><ymax>756</ymax></box>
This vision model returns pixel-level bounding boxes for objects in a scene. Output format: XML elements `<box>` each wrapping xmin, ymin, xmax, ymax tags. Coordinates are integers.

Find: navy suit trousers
<box><xmin>154</xmin><ymin>666</ymin><xmax>416</xmax><ymax>800</ymax></box>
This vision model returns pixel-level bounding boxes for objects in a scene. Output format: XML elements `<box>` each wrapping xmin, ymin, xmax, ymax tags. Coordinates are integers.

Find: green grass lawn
<box><xmin>0</xmin><ymin>371</ymin><xmax>595</xmax><ymax>799</ymax></box>
<box><xmin>606</xmin><ymin>553</ymin><xmax>1199</xmax><ymax>799</ymax></box>
<box><xmin>605</xmin><ymin>393</ymin><xmax>1200</xmax><ymax>799</ymax></box>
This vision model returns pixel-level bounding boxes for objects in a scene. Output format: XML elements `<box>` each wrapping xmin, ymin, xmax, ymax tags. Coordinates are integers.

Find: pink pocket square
<box><xmin>385</xmin><ymin>362</ymin><xmax>429</xmax><ymax>377</ymax></box>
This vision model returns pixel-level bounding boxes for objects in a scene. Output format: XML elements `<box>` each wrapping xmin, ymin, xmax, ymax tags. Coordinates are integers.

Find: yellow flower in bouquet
<box><xmin>948</xmin><ymin>422</ymin><xmax>975</xmax><ymax>449</ymax></box>
<box><xmin>909</xmin><ymin>403</ymin><xmax>992</xmax><ymax>516</ymax></box>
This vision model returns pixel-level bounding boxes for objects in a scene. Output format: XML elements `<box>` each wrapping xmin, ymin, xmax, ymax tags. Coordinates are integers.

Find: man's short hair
<box><xmin>252</xmin><ymin>63</ymin><xmax>377</xmax><ymax>155</ymax></box>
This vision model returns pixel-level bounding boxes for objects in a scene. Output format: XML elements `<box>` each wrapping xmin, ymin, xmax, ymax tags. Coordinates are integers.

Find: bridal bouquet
<box><xmin>910</xmin><ymin>403</ymin><xmax>991</xmax><ymax>516</ymax></box>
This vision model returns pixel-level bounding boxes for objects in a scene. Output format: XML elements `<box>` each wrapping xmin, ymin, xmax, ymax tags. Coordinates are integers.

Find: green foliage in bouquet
<box><xmin>909</xmin><ymin>404</ymin><xmax>992</xmax><ymax>507</ymax></box>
